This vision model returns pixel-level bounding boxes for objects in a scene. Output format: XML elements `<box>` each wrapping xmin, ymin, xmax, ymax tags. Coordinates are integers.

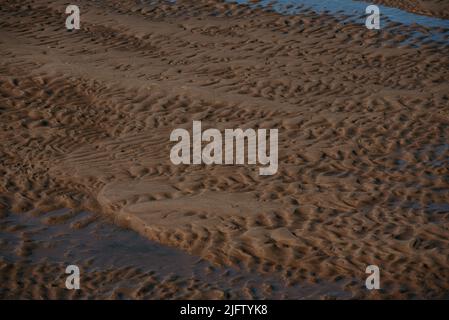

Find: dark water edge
<box><xmin>225</xmin><ymin>0</ymin><xmax>449</xmax><ymax>46</ymax></box>
<box><xmin>0</xmin><ymin>209</ymin><xmax>352</xmax><ymax>299</ymax></box>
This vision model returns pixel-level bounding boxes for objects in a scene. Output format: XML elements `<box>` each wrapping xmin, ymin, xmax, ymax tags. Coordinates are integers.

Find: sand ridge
<box><xmin>0</xmin><ymin>0</ymin><xmax>449</xmax><ymax>299</ymax></box>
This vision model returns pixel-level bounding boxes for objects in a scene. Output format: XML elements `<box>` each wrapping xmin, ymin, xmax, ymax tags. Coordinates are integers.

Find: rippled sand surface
<box><xmin>0</xmin><ymin>0</ymin><xmax>448</xmax><ymax>299</ymax></box>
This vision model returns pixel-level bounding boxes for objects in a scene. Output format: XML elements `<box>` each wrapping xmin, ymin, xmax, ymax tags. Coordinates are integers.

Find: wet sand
<box><xmin>357</xmin><ymin>0</ymin><xmax>449</xmax><ymax>19</ymax></box>
<box><xmin>1</xmin><ymin>0</ymin><xmax>449</xmax><ymax>299</ymax></box>
<box><xmin>1</xmin><ymin>209</ymin><xmax>349</xmax><ymax>299</ymax></box>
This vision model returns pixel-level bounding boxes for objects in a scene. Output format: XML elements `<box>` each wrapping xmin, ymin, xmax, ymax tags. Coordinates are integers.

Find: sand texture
<box><xmin>360</xmin><ymin>0</ymin><xmax>449</xmax><ymax>19</ymax></box>
<box><xmin>2</xmin><ymin>209</ymin><xmax>348</xmax><ymax>299</ymax></box>
<box><xmin>1</xmin><ymin>0</ymin><xmax>449</xmax><ymax>299</ymax></box>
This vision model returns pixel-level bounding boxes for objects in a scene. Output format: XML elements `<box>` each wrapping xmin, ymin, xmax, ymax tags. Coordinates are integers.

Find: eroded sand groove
<box><xmin>1</xmin><ymin>0</ymin><xmax>449</xmax><ymax>298</ymax></box>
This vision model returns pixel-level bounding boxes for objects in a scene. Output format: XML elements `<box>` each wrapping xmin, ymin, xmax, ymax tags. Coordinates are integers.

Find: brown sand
<box><xmin>357</xmin><ymin>0</ymin><xmax>449</xmax><ymax>19</ymax></box>
<box><xmin>1</xmin><ymin>0</ymin><xmax>449</xmax><ymax>299</ymax></box>
<box><xmin>1</xmin><ymin>209</ymin><xmax>348</xmax><ymax>299</ymax></box>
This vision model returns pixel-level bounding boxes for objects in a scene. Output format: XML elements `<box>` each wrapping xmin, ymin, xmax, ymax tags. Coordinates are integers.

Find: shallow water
<box><xmin>235</xmin><ymin>0</ymin><xmax>449</xmax><ymax>26</ymax></box>
<box><xmin>0</xmin><ymin>209</ymin><xmax>352</xmax><ymax>299</ymax></box>
<box><xmin>230</xmin><ymin>0</ymin><xmax>449</xmax><ymax>45</ymax></box>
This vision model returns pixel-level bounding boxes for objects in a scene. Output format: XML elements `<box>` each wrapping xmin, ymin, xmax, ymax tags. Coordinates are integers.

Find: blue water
<box><xmin>229</xmin><ymin>0</ymin><xmax>449</xmax><ymax>45</ymax></box>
